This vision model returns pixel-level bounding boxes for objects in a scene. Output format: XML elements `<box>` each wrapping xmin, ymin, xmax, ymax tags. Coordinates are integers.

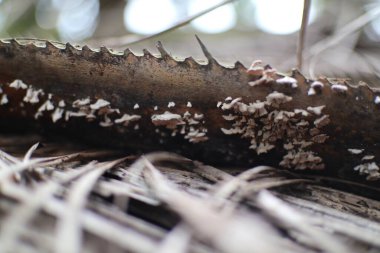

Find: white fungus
<box><xmin>51</xmin><ymin>108</ymin><xmax>64</xmax><ymax>123</ymax></box>
<box><xmin>362</xmin><ymin>155</ymin><xmax>375</xmax><ymax>161</ymax></box>
<box><xmin>72</xmin><ymin>98</ymin><xmax>90</xmax><ymax>108</ymax></box>
<box><xmin>222</xmin><ymin>114</ymin><xmax>237</xmax><ymax>121</ymax></box>
<box><xmin>133</xmin><ymin>103</ymin><xmax>140</xmax><ymax>109</ymax></box>
<box><xmin>23</xmin><ymin>88</ymin><xmax>44</xmax><ymax>104</ymax></box>
<box><xmin>375</xmin><ymin>96</ymin><xmax>380</xmax><ymax>104</ymax></box>
<box><xmin>38</xmin><ymin>100</ymin><xmax>54</xmax><ymax>112</ymax></box>
<box><xmin>348</xmin><ymin>148</ymin><xmax>364</xmax><ymax>155</ymax></box>
<box><xmin>99</xmin><ymin>115</ymin><xmax>113</xmax><ymax>127</ymax></box>
<box><xmin>311</xmin><ymin>81</ymin><xmax>324</xmax><ymax>89</ymax></box>
<box><xmin>151</xmin><ymin>111</ymin><xmax>184</xmax><ymax>129</ymax></box>
<box><xmin>9</xmin><ymin>79</ymin><xmax>28</xmax><ymax>90</ymax></box>
<box><xmin>314</xmin><ymin>115</ymin><xmax>330</xmax><ymax>128</ymax></box>
<box><xmin>221</xmin><ymin>98</ymin><xmax>242</xmax><ymax>110</ymax></box>
<box><xmin>294</xmin><ymin>109</ymin><xmax>309</xmax><ymax>117</ymax></box>
<box><xmin>280</xmin><ymin>150</ymin><xmax>324</xmax><ymax>170</ymax></box>
<box><xmin>354</xmin><ymin>162</ymin><xmax>380</xmax><ymax>181</ymax></box>
<box><xmin>307</xmin><ymin>105</ymin><xmax>325</xmax><ymax>115</ymax></box>
<box><xmin>307</xmin><ymin>88</ymin><xmax>316</xmax><ymax>96</ymax></box>
<box><xmin>58</xmin><ymin>100</ymin><xmax>66</xmax><ymax>107</ymax></box>
<box><xmin>331</xmin><ymin>84</ymin><xmax>348</xmax><ymax>93</ymax></box>
<box><xmin>90</xmin><ymin>99</ymin><xmax>110</xmax><ymax>110</ymax></box>
<box><xmin>168</xmin><ymin>102</ymin><xmax>175</xmax><ymax>108</ymax></box>
<box><xmin>256</xmin><ymin>143</ymin><xmax>275</xmax><ymax>154</ymax></box>
<box><xmin>276</xmin><ymin>76</ymin><xmax>298</xmax><ymax>88</ymax></box>
<box><xmin>0</xmin><ymin>94</ymin><xmax>8</xmax><ymax>105</ymax></box>
<box><xmin>221</xmin><ymin>127</ymin><xmax>244</xmax><ymax>135</ymax></box>
<box><xmin>247</xmin><ymin>60</ymin><xmax>264</xmax><ymax>76</ymax></box>
<box><xmin>186</xmin><ymin>102</ymin><xmax>192</xmax><ymax>108</ymax></box>
<box><xmin>194</xmin><ymin>113</ymin><xmax>204</xmax><ymax>120</ymax></box>
<box><xmin>266</xmin><ymin>91</ymin><xmax>292</xmax><ymax>106</ymax></box>
<box><xmin>65</xmin><ymin>111</ymin><xmax>87</xmax><ymax>121</ymax></box>
<box><xmin>114</xmin><ymin>114</ymin><xmax>141</xmax><ymax>126</ymax></box>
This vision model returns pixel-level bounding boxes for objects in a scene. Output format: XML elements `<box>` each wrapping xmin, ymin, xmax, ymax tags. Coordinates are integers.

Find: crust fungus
<box><xmin>354</xmin><ymin>162</ymin><xmax>380</xmax><ymax>181</ymax></box>
<box><xmin>24</xmin><ymin>88</ymin><xmax>44</xmax><ymax>104</ymax></box>
<box><xmin>0</xmin><ymin>94</ymin><xmax>8</xmax><ymax>105</ymax></box>
<box><xmin>314</xmin><ymin>115</ymin><xmax>330</xmax><ymax>128</ymax></box>
<box><xmin>280</xmin><ymin>150</ymin><xmax>324</xmax><ymax>170</ymax></box>
<box><xmin>307</xmin><ymin>105</ymin><xmax>325</xmax><ymax>115</ymax></box>
<box><xmin>219</xmin><ymin>92</ymin><xmax>330</xmax><ymax>170</ymax></box>
<box><xmin>114</xmin><ymin>114</ymin><xmax>141</xmax><ymax>126</ymax></box>
<box><xmin>9</xmin><ymin>79</ymin><xmax>28</xmax><ymax>90</ymax></box>
<box><xmin>348</xmin><ymin>149</ymin><xmax>364</xmax><ymax>155</ymax></box>
<box><xmin>331</xmin><ymin>84</ymin><xmax>348</xmax><ymax>93</ymax></box>
<box><xmin>247</xmin><ymin>60</ymin><xmax>264</xmax><ymax>76</ymax></box>
<box><xmin>51</xmin><ymin>108</ymin><xmax>64</xmax><ymax>123</ymax></box>
<box><xmin>266</xmin><ymin>92</ymin><xmax>292</xmax><ymax>107</ymax></box>
<box><xmin>72</xmin><ymin>98</ymin><xmax>90</xmax><ymax>108</ymax></box>
<box><xmin>151</xmin><ymin>111</ymin><xmax>183</xmax><ymax>129</ymax></box>
<box><xmin>90</xmin><ymin>99</ymin><xmax>110</xmax><ymax>110</ymax></box>
<box><xmin>276</xmin><ymin>76</ymin><xmax>298</xmax><ymax>88</ymax></box>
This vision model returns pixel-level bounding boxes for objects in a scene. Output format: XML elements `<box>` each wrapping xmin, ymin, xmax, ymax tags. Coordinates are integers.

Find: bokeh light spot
<box><xmin>189</xmin><ymin>0</ymin><xmax>236</xmax><ymax>34</ymax></box>
<box><xmin>36</xmin><ymin>0</ymin><xmax>99</xmax><ymax>41</ymax></box>
<box><xmin>252</xmin><ymin>0</ymin><xmax>316</xmax><ymax>35</ymax></box>
<box><xmin>124</xmin><ymin>0</ymin><xmax>177</xmax><ymax>35</ymax></box>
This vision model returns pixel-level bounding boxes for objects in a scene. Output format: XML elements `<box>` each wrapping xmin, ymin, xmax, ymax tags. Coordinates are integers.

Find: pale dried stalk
<box><xmin>297</xmin><ymin>0</ymin><xmax>311</xmax><ymax>71</ymax></box>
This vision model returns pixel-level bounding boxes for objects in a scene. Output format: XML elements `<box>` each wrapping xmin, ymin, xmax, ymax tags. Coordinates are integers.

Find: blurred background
<box><xmin>1</xmin><ymin>0</ymin><xmax>380</xmax><ymax>84</ymax></box>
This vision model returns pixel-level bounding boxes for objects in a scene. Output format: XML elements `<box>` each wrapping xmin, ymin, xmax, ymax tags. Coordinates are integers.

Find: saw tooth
<box><xmin>292</xmin><ymin>68</ymin><xmax>304</xmax><ymax>78</ymax></box>
<box><xmin>44</xmin><ymin>41</ymin><xmax>58</xmax><ymax>53</ymax></box>
<box><xmin>100</xmin><ymin>46</ymin><xmax>112</xmax><ymax>57</ymax></box>
<box><xmin>123</xmin><ymin>48</ymin><xmax>133</xmax><ymax>57</ymax></box>
<box><xmin>234</xmin><ymin>61</ymin><xmax>247</xmax><ymax>71</ymax></box>
<box><xmin>142</xmin><ymin>49</ymin><xmax>155</xmax><ymax>59</ymax></box>
<box><xmin>81</xmin><ymin>45</ymin><xmax>92</xmax><ymax>57</ymax></box>
<box><xmin>156</xmin><ymin>41</ymin><xmax>173</xmax><ymax>60</ymax></box>
<box><xmin>291</xmin><ymin>68</ymin><xmax>307</xmax><ymax>84</ymax></box>
<box><xmin>184</xmin><ymin>56</ymin><xmax>200</xmax><ymax>68</ymax></box>
<box><xmin>195</xmin><ymin>35</ymin><xmax>218</xmax><ymax>66</ymax></box>
<box><xmin>9</xmin><ymin>38</ymin><xmax>20</xmax><ymax>48</ymax></box>
<box><xmin>65</xmin><ymin>43</ymin><xmax>78</xmax><ymax>54</ymax></box>
<box><xmin>355</xmin><ymin>80</ymin><xmax>378</xmax><ymax>101</ymax></box>
<box><xmin>81</xmin><ymin>45</ymin><xmax>99</xmax><ymax>58</ymax></box>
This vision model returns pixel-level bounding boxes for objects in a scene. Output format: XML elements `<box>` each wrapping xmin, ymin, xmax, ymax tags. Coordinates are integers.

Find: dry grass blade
<box><xmin>142</xmin><ymin>158</ymin><xmax>298</xmax><ymax>253</ymax></box>
<box><xmin>0</xmin><ymin>161</ymin><xmax>98</xmax><ymax>252</ymax></box>
<box><xmin>54</xmin><ymin>158</ymin><xmax>126</xmax><ymax>253</ymax></box>
<box><xmin>192</xmin><ymin>161</ymin><xmax>233</xmax><ymax>183</ymax></box>
<box><xmin>127</xmin><ymin>152</ymin><xmax>190</xmax><ymax>188</ymax></box>
<box><xmin>0</xmin><ymin>153</ymin><xmax>79</xmax><ymax>183</ymax></box>
<box><xmin>256</xmin><ymin>190</ymin><xmax>350</xmax><ymax>253</ymax></box>
<box><xmin>155</xmin><ymin>224</ymin><xmax>192</xmax><ymax>253</ymax></box>
<box><xmin>0</xmin><ymin>152</ymin><xmax>158</xmax><ymax>253</ymax></box>
<box><xmin>0</xmin><ymin>143</ymin><xmax>378</xmax><ymax>252</ymax></box>
<box><xmin>213</xmin><ymin>166</ymin><xmax>277</xmax><ymax>201</ymax></box>
<box><xmin>23</xmin><ymin>143</ymin><xmax>39</xmax><ymax>162</ymax></box>
<box><xmin>0</xmin><ymin>181</ymin><xmax>58</xmax><ymax>251</ymax></box>
<box><xmin>297</xmin><ymin>0</ymin><xmax>311</xmax><ymax>70</ymax></box>
<box><xmin>279</xmin><ymin>193</ymin><xmax>380</xmax><ymax>247</ymax></box>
